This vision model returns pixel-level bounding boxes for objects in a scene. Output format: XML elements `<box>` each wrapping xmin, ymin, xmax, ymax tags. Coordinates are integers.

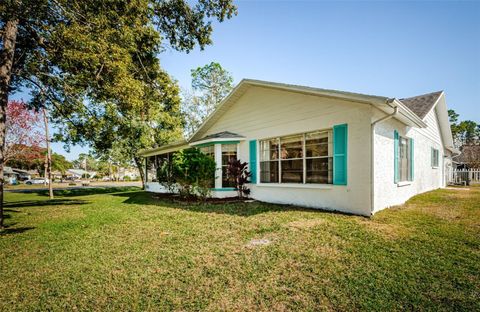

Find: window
<box><xmin>280</xmin><ymin>135</ymin><xmax>303</xmax><ymax>183</ymax></box>
<box><xmin>199</xmin><ymin>145</ymin><xmax>216</xmax><ymax>187</ymax></box>
<box><xmin>399</xmin><ymin>137</ymin><xmax>409</xmax><ymax>182</ymax></box>
<box><xmin>431</xmin><ymin>148</ymin><xmax>439</xmax><ymax>167</ymax></box>
<box><xmin>260</xmin><ymin>130</ymin><xmax>333</xmax><ymax>184</ymax></box>
<box><xmin>306</xmin><ymin>131</ymin><xmax>333</xmax><ymax>184</ymax></box>
<box><xmin>199</xmin><ymin>145</ymin><xmax>214</xmax><ymax>159</ymax></box>
<box><xmin>398</xmin><ymin>136</ymin><xmax>412</xmax><ymax>182</ymax></box>
<box><xmin>222</xmin><ymin>144</ymin><xmax>237</xmax><ymax>187</ymax></box>
<box><xmin>260</xmin><ymin>139</ymin><xmax>279</xmax><ymax>183</ymax></box>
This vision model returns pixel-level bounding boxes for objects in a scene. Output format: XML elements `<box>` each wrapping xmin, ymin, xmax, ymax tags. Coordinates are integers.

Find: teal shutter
<box><xmin>249</xmin><ymin>140</ymin><xmax>257</xmax><ymax>184</ymax></box>
<box><xmin>409</xmin><ymin>138</ymin><xmax>414</xmax><ymax>181</ymax></box>
<box><xmin>333</xmin><ymin>124</ymin><xmax>348</xmax><ymax>185</ymax></box>
<box><xmin>394</xmin><ymin>130</ymin><xmax>399</xmax><ymax>183</ymax></box>
<box><xmin>431</xmin><ymin>147</ymin><xmax>434</xmax><ymax>167</ymax></box>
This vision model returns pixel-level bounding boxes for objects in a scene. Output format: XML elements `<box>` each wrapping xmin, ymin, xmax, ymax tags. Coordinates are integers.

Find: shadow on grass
<box><xmin>112</xmin><ymin>191</ymin><xmax>327</xmax><ymax>217</ymax></box>
<box><xmin>27</xmin><ymin>186</ymin><xmax>141</xmax><ymax>198</ymax></box>
<box><xmin>4</xmin><ymin>199</ymin><xmax>88</xmax><ymax>208</ymax></box>
<box><xmin>0</xmin><ymin>226</ymin><xmax>35</xmax><ymax>236</ymax></box>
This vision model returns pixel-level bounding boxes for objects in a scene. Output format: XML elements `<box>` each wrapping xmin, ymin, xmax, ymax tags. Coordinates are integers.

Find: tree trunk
<box><xmin>134</xmin><ymin>157</ymin><xmax>145</xmax><ymax>190</ymax></box>
<box><xmin>43</xmin><ymin>108</ymin><xmax>54</xmax><ymax>199</ymax></box>
<box><xmin>0</xmin><ymin>19</ymin><xmax>19</xmax><ymax>228</ymax></box>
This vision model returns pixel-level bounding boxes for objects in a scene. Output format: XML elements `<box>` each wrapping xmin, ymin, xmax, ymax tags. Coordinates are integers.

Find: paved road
<box><xmin>5</xmin><ymin>182</ymin><xmax>142</xmax><ymax>193</ymax></box>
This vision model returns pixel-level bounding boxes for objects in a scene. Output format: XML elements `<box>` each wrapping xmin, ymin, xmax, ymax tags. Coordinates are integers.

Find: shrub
<box><xmin>123</xmin><ymin>176</ymin><xmax>131</xmax><ymax>181</ymax></box>
<box><xmin>157</xmin><ymin>157</ymin><xmax>176</xmax><ymax>193</ymax></box>
<box><xmin>227</xmin><ymin>159</ymin><xmax>251</xmax><ymax>198</ymax></box>
<box><xmin>172</xmin><ymin>149</ymin><xmax>216</xmax><ymax>200</ymax></box>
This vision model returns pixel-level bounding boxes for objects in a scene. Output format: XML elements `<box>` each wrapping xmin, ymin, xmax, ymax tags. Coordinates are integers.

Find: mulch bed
<box><xmin>150</xmin><ymin>192</ymin><xmax>252</xmax><ymax>204</ymax></box>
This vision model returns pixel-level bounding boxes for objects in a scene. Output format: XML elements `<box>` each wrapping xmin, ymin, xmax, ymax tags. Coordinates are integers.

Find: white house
<box><xmin>139</xmin><ymin>79</ymin><xmax>458</xmax><ymax>216</ymax></box>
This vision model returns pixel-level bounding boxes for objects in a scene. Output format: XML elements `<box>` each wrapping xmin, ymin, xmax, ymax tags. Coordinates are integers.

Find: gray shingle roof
<box><xmin>399</xmin><ymin>91</ymin><xmax>443</xmax><ymax>119</ymax></box>
<box><xmin>197</xmin><ymin>131</ymin><xmax>244</xmax><ymax>141</ymax></box>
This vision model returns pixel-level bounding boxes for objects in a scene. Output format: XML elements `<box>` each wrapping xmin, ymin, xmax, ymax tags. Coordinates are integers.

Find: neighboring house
<box><xmin>12</xmin><ymin>168</ymin><xmax>31</xmax><ymax>181</ymax></box>
<box><xmin>139</xmin><ymin>79</ymin><xmax>458</xmax><ymax>216</ymax></box>
<box><xmin>5</xmin><ymin>167</ymin><xmax>18</xmax><ymax>184</ymax></box>
<box><xmin>118</xmin><ymin>167</ymin><xmax>140</xmax><ymax>181</ymax></box>
<box><xmin>67</xmin><ymin>169</ymin><xmax>96</xmax><ymax>179</ymax></box>
<box><xmin>26</xmin><ymin>169</ymin><xmax>40</xmax><ymax>178</ymax></box>
<box><xmin>455</xmin><ymin>145</ymin><xmax>480</xmax><ymax>169</ymax></box>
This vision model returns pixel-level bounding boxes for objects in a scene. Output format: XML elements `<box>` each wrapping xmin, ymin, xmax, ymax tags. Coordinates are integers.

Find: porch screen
<box><xmin>222</xmin><ymin>144</ymin><xmax>237</xmax><ymax>187</ymax></box>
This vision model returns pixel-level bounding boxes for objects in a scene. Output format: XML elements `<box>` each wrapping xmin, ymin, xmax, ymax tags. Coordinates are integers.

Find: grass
<box><xmin>0</xmin><ymin>186</ymin><xmax>479</xmax><ymax>311</ymax></box>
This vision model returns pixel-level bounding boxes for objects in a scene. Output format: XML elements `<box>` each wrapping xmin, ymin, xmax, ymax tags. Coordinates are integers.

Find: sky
<box><xmin>16</xmin><ymin>0</ymin><xmax>480</xmax><ymax>160</ymax></box>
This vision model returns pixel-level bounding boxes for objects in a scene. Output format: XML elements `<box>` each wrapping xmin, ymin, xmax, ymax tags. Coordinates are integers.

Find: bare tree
<box><xmin>42</xmin><ymin>108</ymin><xmax>53</xmax><ymax>199</ymax></box>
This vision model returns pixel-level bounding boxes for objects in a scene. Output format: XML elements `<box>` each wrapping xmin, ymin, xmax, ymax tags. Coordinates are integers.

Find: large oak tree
<box><xmin>0</xmin><ymin>0</ymin><xmax>236</xmax><ymax>227</ymax></box>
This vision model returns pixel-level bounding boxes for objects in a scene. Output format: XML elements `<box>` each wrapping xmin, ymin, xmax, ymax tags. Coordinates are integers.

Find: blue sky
<box><xmin>21</xmin><ymin>0</ymin><xmax>480</xmax><ymax>160</ymax></box>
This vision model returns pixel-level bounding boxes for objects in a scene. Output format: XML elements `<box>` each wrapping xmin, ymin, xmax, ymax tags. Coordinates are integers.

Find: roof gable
<box><xmin>188</xmin><ymin>79</ymin><xmax>428</xmax><ymax>142</ymax></box>
<box><xmin>399</xmin><ymin>91</ymin><xmax>443</xmax><ymax>119</ymax></box>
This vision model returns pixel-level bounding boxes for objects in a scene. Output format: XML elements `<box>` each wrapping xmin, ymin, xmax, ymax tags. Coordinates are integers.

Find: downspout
<box><xmin>370</xmin><ymin>100</ymin><xmax>398</xmax><ymax>215</ymax></box>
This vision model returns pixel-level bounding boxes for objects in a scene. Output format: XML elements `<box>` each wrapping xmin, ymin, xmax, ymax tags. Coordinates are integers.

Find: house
<box><xmin>455</xmin><ymin>145</ymin><xmax>480</xmax><ymax>169</ymax></box>
<box><xmin>5</xmin><ymin>167</ymin><xmax>18</xmax><ymax>184</ymax></box>
<box><xmin>67</xmin><ymin>169</ymin><xmax>96</xmax><ymax>179</ymax></box>
<box><xmin>139</xmin><ymin>79</ymin><xmax>458</xmax><ymax>216</ymax></box>
<box><xmin>12</xmin><ymin>168</ymin><xmax>32</xmax><ymax>181</ymax></box>
<box><xmin>118</xmin><ymin>167</ymin><xmax>140</xmax><ymax>181</ymax></box>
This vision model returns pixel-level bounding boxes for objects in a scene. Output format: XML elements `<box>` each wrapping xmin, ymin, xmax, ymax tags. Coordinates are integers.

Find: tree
<box><xmin>0</xmin><ymin>0</ymin><xmax>236</xmax><ymax>228</ymax></box>
<box><xmin>448</xmin><ymin>109</ymin><xmax>479</xmax><ymax>148</ymax></box>
<box><xmin>59</xmin><ymin>70</ymin><xmax>184</xmax><ymax>189</ymax></box>
<box><xmin>72</xmin><ymin>153</ymin><xmax>98</xmax><ymax>171</ymax></box>
<box><xmin>50</xmin><ymin>153</ymin><xmax>72</xmax><ymax>175</ymax></box>
<box><xmin>182</xmin><ymin>62</ymin><xmax>233</xmax><ymax>136</ymax></box>
<box><xmin>458</xmin><ymin>120</ymin><xmax>479</xmax><ymax>145</ymax></box>
<box><xmin>5</xmin><ymin>100</ymin><xmax>43</xmax><ymax>164</ymax></box>
<box><xmin>41</xmin><ymin>108</ymin><xmax>53</xmax><ymax>198</ymax></box>
<box><xmin>171</xmin><ymin>148</ymin><xmax>216</xmax><ymax>200</ymax></box>
<box><xmin>6</xmin><ymin>145</ymin><xmax>43</xmax><ymax>171</ymax></box>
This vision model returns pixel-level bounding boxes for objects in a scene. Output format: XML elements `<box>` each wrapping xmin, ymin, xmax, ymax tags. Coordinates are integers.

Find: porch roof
<box><xmin>190</xmin><ymin>131</ymin><xmax>245</xmax><ymax>146</ymax></box>
<box><xmin>138</xmin><ymin>140</ymin><xmax>189</xmax><ymax>157</ymax></box>
<box><xmin>138</xmin><ymin>132</ymin><xmax>246</xmax><ymax>157</ymax></box>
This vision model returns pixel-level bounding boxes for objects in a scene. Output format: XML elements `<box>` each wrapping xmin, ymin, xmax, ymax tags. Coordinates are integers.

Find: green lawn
<box><xmin>1</xmin><ymin>187</ymin><xmax>479</xmax><ymax>311</ymax></box>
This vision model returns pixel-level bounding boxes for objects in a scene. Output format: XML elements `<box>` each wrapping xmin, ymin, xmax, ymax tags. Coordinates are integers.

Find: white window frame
<box><xmin>431</xmin><ymin>147</ymin><xmax>439</xmax><ymax>168</ymax></box>
<box><xmin>398</xmin><ymin>135</ymin><xmax>412</xmax><ymax>182</ymax></box>
<box><xmin>259</xmin><ymin>129</ymin><xmax>333</xmax><ymax>185</ymax></box>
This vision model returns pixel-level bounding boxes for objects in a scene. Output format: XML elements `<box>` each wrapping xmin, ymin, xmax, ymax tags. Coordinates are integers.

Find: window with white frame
<box><xmin>260</xmin><ymin>130</ymin><xmax>333</xmax><ymax>184</ymax></box>
<box><xmin>305</xmin><ymin>131</ymin><xmax>333</xmax><ymax>183</ymax></box>
<box><xmin>260</xmin><ymin>139</ymin><xmax>280</xmax><ymax>183</ymax></box>
<box><xmin>431</xmin><ymin>148</ymin><xmax>439</xmax><ymax>167</ymax></box>
<box><xmin>398</xmin><ymin>136</ymin><xmax>411</xmax><ymax>182</ymax></box>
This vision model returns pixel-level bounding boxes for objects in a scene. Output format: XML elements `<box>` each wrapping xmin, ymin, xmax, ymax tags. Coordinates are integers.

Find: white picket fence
<box><xmin>447</xmin><ymin>169</ymin><xmax>480</xmax><ymax>185</ymax></box>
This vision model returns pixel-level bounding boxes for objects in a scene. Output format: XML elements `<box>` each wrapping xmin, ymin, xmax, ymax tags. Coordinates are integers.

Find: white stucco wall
<box><xmin>201</xmin><ymin>86</ymin><xmax>373</xmax><ymax>216</ymax></box>
<box><xmin>145</xmin><ymin>182</ymin><xmax>169</xmax><ymax>193</ymax></box>
<box><xmin>145</xmin><ymin>182</ymin><xmax>238</xmax><ymax>198</ymax></box>
<box><xmin>373</xmin><ymin>106</ymin><xmax>446</xmax><ymax>213</ymax></box>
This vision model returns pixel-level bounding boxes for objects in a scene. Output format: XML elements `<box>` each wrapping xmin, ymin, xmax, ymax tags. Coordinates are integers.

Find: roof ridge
<box><xmin>399</xmin><ymin>90</ymin><xmax>443</xmax><ymax>101</ymax></box>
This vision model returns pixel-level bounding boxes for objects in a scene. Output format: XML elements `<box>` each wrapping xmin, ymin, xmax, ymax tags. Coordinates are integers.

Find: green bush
<box><xmin>171</xmin><ymin>148</ymin><xmax>216</xmax><ymax>200</ymax></box>
<box><xmin>123</xmin><ymin>176</ymin><xmax>131</xmax><ymax>181</ymax></box>
<box><xmin>157</xmin><ymin>157</ymin><xmax>176</xmax><ymax>193</ymax></box>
